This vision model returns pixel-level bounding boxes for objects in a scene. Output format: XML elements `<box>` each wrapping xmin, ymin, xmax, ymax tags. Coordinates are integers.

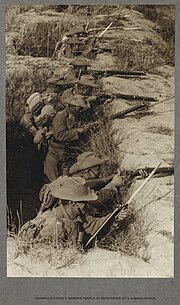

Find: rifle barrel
<box><xmin>113</xmin><ymin>93</ymin><xmax>158</xmax><ymax>101</ymax></box>
<box><xmin>111</xmin><ymin>104</ymin><xmax>146</xmax><ymax>119</ymax></box>
<box><xmin>89</xmin><ymin>69</ymin><xmax>146</xmax><ymax>76</ymax></box>
<box><xmin>134</xmin><ymin>167</ymin><xmax>174</xmax><ymax>177</ymax></box>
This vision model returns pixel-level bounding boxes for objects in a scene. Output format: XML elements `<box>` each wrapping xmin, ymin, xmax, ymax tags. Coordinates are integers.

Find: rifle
<box><xmin>111</xmin><ymin>104</ymin><xmax>147</xmax><ymax>119</ymax></box>
<box><xmin>85</xmin><ymin>174</ymin><xmax>115</xmax><ymax>191</ymax></box>
<box><xmin>85</xmin><ymin>162</ymin><xmax>162</xmax><ymax>248</ymax></box>
<box><xmin>87</xmin><ymin>25</ymin><xmax>139</xmax><ymax>33</ymax></box>
<box><xmin>88</xmin><ymin>69</ymin><xmax>146</xmax><ymax>77</ymax></box>
<box><xmin>113</xmin><ymin>93</ymin><xmax>158</xmax><ymax>102</ymax></box>
<box><xmin>85</xmin><ymin>93</ymin><xmax>157</xmax><ymax>109</ymax></box>
<box><xmin>97</xmin><ymin>92</ymin><xmax>158</xmax><ymax>102</ymax></box>
<box><xmin>82</xmin><ymin>120</ymin><xmax>102</xmax><ymax>131</ymax></box>
<box><xmin>92</xmin><ymin>47</ymin><xmax>112</xmax><ymax>54</ymax></box>
<box><xmin>82</xmin><ymin>102</ymin><xmax>147</xmax><ymax>121</ymax></box>
<box><xmin>125</xmin><ymin>166</ymin><xmax>174</xmax><ymax>179</ymax></box>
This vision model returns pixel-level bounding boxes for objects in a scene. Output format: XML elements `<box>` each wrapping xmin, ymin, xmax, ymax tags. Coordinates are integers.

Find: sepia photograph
<box><xmin>6</xmin><ymin>4</ymin><xmax>175</xmax><ymax>278</ymax></box>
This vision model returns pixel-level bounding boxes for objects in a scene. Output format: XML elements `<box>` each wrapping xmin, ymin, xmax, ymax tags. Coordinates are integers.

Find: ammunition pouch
<box><xmin>55</xmin><ymin>204</ymin><xmax>86</xmax><ymax>247</ymax></box>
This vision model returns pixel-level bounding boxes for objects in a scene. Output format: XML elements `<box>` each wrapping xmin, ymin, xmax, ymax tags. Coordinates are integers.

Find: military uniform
<box><xmin>41</xmin><ymin>152</ymin><xmax>122</xmax><ymax>216</ymax></box>
<box><xmin>85</xmin><ymin>182</ymin><xmax>118</xmax><ymax>215</ymax></box>
<box><xmin>60</xmin><ymin>88</ymin><xmax>75</xmax><ymax>106</ymax></box>
<box><xmin>43</xmin><ymin>94</ymin><xmax>89</xmax><ymax>182</ymax></box>
<box><xmin>20</xmin><ymin>92</ymin><xmax>45</xmax><ymax>136</ymax></box>
<box><xmin>69</xmin><ymin>152</ymin><xmax>122</xmax><ymax>215</ymax></box>
<box><xmin>63</xmin><ymin>26</ymin><xmax>87</xmax><ymax>58</ymax></box>
<box><xmin>40</xmin><ymin>177</ymin><xmax>116</xmax><ymax>247</ymax></box>
<box><xmin>43</xmin><ymin>110</ymin><xmax>78</xmax><ymax>181</ymax></box>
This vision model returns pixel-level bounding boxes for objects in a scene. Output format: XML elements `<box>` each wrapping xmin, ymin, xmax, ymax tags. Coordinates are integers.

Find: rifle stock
<box><xmin>85</xmin><ymin>174</ymin><xmax>115</xmax><ymax>191</ymax></box>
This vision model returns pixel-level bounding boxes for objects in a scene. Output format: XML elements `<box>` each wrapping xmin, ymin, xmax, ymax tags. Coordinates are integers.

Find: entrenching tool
<box><xmin>85</xmin><ymin>161</ymin><xmax>162</xmax><ymax>248</ymax></box>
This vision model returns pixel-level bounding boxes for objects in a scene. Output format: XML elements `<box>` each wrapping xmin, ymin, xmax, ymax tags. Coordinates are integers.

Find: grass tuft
<box><xmin>146</xmin><ymin>126</ymin><xmax>173</xmax><ymax>136</ymax></box>
<box><xmin>9</xmin><ymin>233</ymin><xmax>82</xmax><ymax>270</ymax></box>
<box><xmin>86</xmin><ymin>106</ymin><xmax>119</xmax><ymax>175</ymax></box>
<box><xmin>99</xmin><ymin>190</ymin><xmax>158</xmax><ymax>260</ymax></box>
<box><xmin>113</xmin><ymin>37</ymin><xmax>174</xmax><ymax>71</ymax></box>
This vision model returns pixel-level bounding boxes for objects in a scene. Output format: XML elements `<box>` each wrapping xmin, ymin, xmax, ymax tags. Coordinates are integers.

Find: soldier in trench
<box><xmin>46</xmin><ymin>58</ymin><xmax>95</xmax><ymax>103</ymax></box>
<box><xmin>60</xmin><ymin>76</ymin><xmax>99</xmax><ymax>119</ymax></box>
<box><xmin>60</xmin><ymin>26</ymin><xmax>88</xmax><ymax>58</ymax></box>
<box><xmin>40</xmin><ymin>151</ymin><xmax>127</xmax><ymax>222</ymax></box>
<box><xmin>63</xmin><ymin>58</ymin><xmax>92</xmax><ymax>83</ymax></box>
<box><xmin>19</xmin><ymin>176</ymin><xmax>126</xmax><ymax>250</ymax></box>
<box><xmin>20</xmin><ymin>92</ymin><xmax>45</xmax><ymax>136</ymax></box>
<box><xmin>43</xmin><ymin>95</ymin><xmax>92</xmax><ymax>182</ymax></box>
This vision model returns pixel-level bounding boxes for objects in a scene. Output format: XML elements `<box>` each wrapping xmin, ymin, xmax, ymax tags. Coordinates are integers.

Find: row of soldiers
<box><xmin>20</xmin><ymin>57</ymin><xmax>102</xmax><ymax>181</ymax></box>
<box><xmin>54</xmin><ymin>24</ymin><xmax>110</xmax><ymax>59</ymax></box>
<box><xmin>19</xmin><ymin>54</ymin><xmax>129</xmax><ymax>250</ymax></box>
<box><xmin>19</xmin><ymin>53</ymin><xmax>174</xmax><ymax>250</ymax></box>
<box><xmin>20</xmin><ymin>24</ymin><xmax>172</xmax><ymax>250</ymax></box>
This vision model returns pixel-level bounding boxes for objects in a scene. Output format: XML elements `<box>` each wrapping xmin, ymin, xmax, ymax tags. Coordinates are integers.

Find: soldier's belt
<box><xmin>51</xmin><ymin>138</ymin><xmax>69</xmax><ymax>147</ymax></box>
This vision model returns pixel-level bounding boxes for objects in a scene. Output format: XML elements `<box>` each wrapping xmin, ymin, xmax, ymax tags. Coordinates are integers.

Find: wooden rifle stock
<box><xmin>85</xmin><ymin>174</ymin><xmax>115</xmax><ymax>191</ymax></box>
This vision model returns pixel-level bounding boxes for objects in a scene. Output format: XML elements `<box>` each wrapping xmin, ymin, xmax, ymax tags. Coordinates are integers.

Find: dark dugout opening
<box><xmin>6</xmin><ymin>120</ymin><xmax>44</xmax><ymax>231</ymax></box>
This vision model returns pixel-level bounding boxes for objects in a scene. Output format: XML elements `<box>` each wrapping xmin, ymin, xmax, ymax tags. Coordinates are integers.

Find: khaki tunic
<box><xmin>44</xmin><ymin>110</ymin><xmax>80</xmax><ymax>182</ymax></box>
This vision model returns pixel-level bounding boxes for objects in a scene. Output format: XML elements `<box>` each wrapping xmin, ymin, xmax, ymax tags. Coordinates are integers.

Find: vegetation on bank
<box><xmin>114</xmin><ymin>5</ymin><xmax>175</xmax><ymax>70</ymax></box>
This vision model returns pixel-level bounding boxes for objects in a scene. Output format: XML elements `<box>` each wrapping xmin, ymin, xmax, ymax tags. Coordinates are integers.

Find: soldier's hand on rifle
<box><xmin>115</xmin><ymin>207</ymin><xmax>128</xmax><ymax>222</ymax></box>
<box><xmin>77</xmin><ymin>127</ymin><xmax>84</xmax><ymax>134</ymax></box>
<box><xmin>83</xmin><ymin>124</ymin><xmax>93</xmax><ymax>133</ymax></box>
<box><xmin>111</xmin><ymin>171</ymin><xmax>123</xmax><ymax>187</ymax></box>
<box><xmin>82</xmin><ymin>125</ymin><xmax>88</xmax><ymax>133</ymax></box>
<box><xmin>86</xmin><ymin>96</ymin><xmax>97</xmax><ymax>103</ymax></box>
<box><xmin>138</xmin><ymin>169</ymin><xmax>148</xmax><ymax>179</ymax></box>
<box><xmin>42</xmin><ymin>127</ymin><xmax>47</xmax><ymax>134</ymax></box>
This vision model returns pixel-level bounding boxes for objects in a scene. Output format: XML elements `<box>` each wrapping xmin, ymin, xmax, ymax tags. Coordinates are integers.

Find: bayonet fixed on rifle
<box><xmin>97</xmin><ymin>22</ymin><xmax>113</xmax><ymax>38</ymax></box>
<box><xmin>87</xmin><ymin>25</ymin><xmax>140</xmax><ymax>33</ymax></box>
<box><xmin>85</xmin><ymin>162</ymin><xmax>162</xmax><ymax>248</ymax></box>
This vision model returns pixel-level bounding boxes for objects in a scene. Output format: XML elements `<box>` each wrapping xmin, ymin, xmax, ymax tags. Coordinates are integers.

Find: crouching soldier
<box><xmin>43</xmin><ymin>95</ymin><xmax>91</xmax><ymax>182</ymax></box>
<box><xmin>20</xmin><ymin>92</ymin><xmax>45</xmax><ymax>136</ymax></box>
<box><xmin>60</xmin><ymin>76</ymin><xmax>98</xmax><ymax>122</ymax></box>
<box><xmin>69</xmin><ymin>151</ymin><xmax>124</xmax><ymax>215</ymax></box>
<box><xmin>50</xmin><ymin>176</ymin><xmax>122</xmax><ymax>249</ymax></box>
<box><xmin>33</xmin><ymin>105</ymin><xmax>56</xmax><ymax>159</ymax></box>
<box><xmin>40</xmin><ymin>152</ymin><xmax>125</xmax><ymax>219</ymax></box>
<box><xmin>19</xmin><ymin>176</ymin><xmax>125</xmax><ymax>251</ymax></box>
<box><xmin>64</xmin><ymin>58</ymin><xmax>91</xmax><ymax>82</ymax></box>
